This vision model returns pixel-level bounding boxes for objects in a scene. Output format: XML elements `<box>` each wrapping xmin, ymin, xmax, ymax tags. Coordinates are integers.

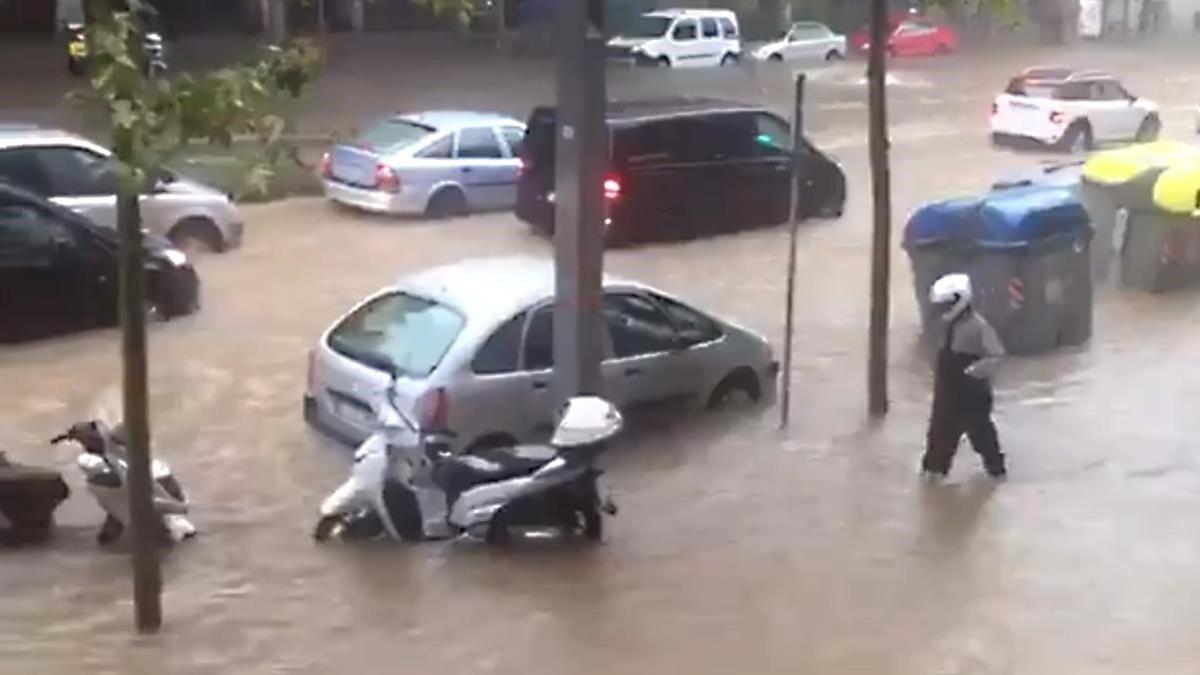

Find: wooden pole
<box><xmin>779</xmin><ymin>72</ymin><xmax>805</xmax><ymax>429</ymax></box>
<box><xmin>866</xmin><ymin>0</ymin><xmax>892</xmax><ymax>416</ymax></box>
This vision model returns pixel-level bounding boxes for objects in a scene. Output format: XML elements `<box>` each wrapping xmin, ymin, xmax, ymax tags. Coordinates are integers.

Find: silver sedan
<box><xmin>303</xmin><ymin>257</ymin><xmax>779</xmax><ymax>453</ymax></box>
<box><xmin>320</xmin><ymin>111</ymin><xmax>526</xmax><ymax>218</ymax></box>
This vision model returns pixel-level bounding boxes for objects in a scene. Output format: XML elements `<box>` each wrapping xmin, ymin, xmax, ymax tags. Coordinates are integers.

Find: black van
<box><xmin>515</xmin><ymin>97</ymin><xmax>845</xmax><ymax>245</ymax></box>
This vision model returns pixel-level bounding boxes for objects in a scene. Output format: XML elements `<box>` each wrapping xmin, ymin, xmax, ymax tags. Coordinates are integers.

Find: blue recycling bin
<box><xmin>991</xmin><ymin>161</ymin><xmax>1084</xmax><ymax>193</ymax></box>
<box><xmin>905</xmin><ymin>186</ymin><xmax>1094</xmax><ymax>355</ymax></box>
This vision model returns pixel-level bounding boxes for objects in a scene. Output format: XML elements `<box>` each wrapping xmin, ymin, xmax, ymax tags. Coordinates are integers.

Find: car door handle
<box><xmin>624</xmin><ymin>367</ymin><xmax>641</xmax><ymax>377</ymax></box>
<box><xmin>461</xmin><ymin>167</ymin><xmax>474</xmax><ymax>173</ymax></box>
<box><xmin>532</xmin><ymin>380</ymin><xmax>548</xmax><ymax>390</ymax></box>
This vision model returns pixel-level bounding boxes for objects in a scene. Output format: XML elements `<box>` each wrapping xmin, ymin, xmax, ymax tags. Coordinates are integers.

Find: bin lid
<box><xmin>905</xmin><ymin>187</ymin><xmax>1089</xmax><ymax>248</ymax></box>
<box><xmin>977</xmin><ymin>186</ymin><xmax>1091</xmax><ymax>245</ymax></box>
<box><xmin>1151</xmin><ymin>158</ymin><xmax>1200</xmax><ymax>217</ymax></box>
<box><xmin>1082</xmin><ymin>141</ymin><xmax>1199</xmax><ymax>186</ymax></box>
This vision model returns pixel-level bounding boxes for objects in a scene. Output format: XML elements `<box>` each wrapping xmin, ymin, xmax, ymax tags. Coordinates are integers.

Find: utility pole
<box><xmin>552</xmin><ymin>0</ymin><xmax>606</xmax><ymax>400</ymax></box>
<box><xmin>779</xmin><ymin>73</ymin><xmax>805</xmax><ymax>429</ymax></box>
<box><xmin>866</xmin><ymin>0</ymin><xmax>893</xmax><ymax>416</ymax></box>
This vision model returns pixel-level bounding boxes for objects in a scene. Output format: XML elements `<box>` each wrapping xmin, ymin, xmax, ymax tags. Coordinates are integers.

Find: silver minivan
<box><xmin>304</xmin><ymin>257</ymin><xmax>778</xmax><ymax>453</ymax></box>
<box><xmin>320</xmin><ymin>111</ymin><xmax>526</xmax><ymax>217</ymax></box>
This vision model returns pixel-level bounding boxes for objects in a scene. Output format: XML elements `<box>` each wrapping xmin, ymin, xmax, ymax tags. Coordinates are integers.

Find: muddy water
<box><xmin>5</xmin><ymin>41</ymin><xmax>1200</xmax><ymax>674</ymax></box>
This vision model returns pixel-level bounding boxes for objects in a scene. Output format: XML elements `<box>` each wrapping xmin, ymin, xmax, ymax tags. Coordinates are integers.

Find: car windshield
<box><xmin>624</xmin><ymin>15</ymin><xmax>672</xmax><ymax>38</ymax></box>
<box><xmin>328</xmin><ymin>292</ymin><xmax>465</xmax><ymax>378</ymax></box>
<box><xmin>353</xmin><ymin>119</ymin><xmax>435</xmax><ymax>152</ymax></box>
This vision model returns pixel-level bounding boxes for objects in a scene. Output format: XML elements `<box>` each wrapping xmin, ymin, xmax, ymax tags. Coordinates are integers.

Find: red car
<box><xmin>851</xmin><ymin>19</ymin><xmax>958</xmax><ymax>57</ymax></box>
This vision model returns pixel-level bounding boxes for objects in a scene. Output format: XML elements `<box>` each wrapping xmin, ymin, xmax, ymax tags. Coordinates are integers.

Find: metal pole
<box><xmin>115</xmin><ymin>142</ymin><xmax>162</xmax><ymax>635</ymax></box>
<box><xmin>552</xmin><ymin>0</ymin><xmax>606</xmax><ymax>401</ymax></box>
<box><xmin>779</xmin><ymin>72</ymin><xmax>805</xmax><ymax>429</ymax></box>
<box><xmin>866</xmin><ymin>0</ymin><xmax>893</xmax><ymax>416</ymax></box>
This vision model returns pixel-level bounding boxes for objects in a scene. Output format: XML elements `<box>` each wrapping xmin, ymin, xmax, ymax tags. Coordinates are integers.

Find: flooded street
<box><xmin>5</xmin><ymin>37</ymin><xmax>1200</xmax><ymax>673</ymax></box>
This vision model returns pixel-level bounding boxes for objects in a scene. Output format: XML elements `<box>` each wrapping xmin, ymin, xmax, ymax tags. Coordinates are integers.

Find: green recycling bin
<box><xmin>1079</xmin><ymin>141</ymin><xmax>1199</xmax><ymax>282</ymax></box>
<box><xmin>1116</xmin><ymin>159</ymin><xmax>1200</xmax><ymax>293</ymax></box>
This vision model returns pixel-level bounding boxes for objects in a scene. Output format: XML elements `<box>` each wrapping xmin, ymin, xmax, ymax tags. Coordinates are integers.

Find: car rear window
<box><xmin>328</xmin><ymin>292</ymin><xmax>464</xmax><ymax>377</ymax></box>
<box><xmin>353</xmin><ymin>118</ymin><xmax>435</xmax><ymax>152</ymax></box>
<box><xmin>1005</xmin><ymin>78</ymin><xmax>1061</xmax><ymax>99</ymax></box>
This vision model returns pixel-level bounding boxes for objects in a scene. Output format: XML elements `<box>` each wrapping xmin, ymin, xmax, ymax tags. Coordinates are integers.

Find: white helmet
<box><xmin>551</xmin><ymin>396</ymin><xmax>623</xmax><ymax>448</ymax></box>
<box><xmin>929</xmin><ymin>273</ymin><xmax>973</xmax><ymax>320</ymax></box>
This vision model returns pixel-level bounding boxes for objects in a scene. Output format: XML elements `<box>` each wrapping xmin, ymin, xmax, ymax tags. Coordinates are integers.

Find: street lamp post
<box><xmin>866</xmin><ymin>0</ymin><xmax>893</xmax><ymax>416</ymax></box>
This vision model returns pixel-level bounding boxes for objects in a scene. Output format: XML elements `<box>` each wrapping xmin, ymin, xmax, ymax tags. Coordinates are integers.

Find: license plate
<box><xmin>335</xmin><ymin>400</ymin><xmax>373</xmax><ymax>428</ymax></box>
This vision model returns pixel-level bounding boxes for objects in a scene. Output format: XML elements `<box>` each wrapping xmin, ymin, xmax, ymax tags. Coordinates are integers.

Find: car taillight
<box><xmin>375</xmin><ymin>164</ymin><xmax>400</xmax><ymax>193</ymax></box>
<box><xmin>1049</xmin><ymin>110</ymin><xmax>1065</xmax><ymax>126</ymax></box>
<box><xmin>319</xmin><ymin>152</ymin><xmax>332</xmax><ymax>179</ymax></box>
<box><xmin>603</xmin><ymin>174</ymin><xmax>622</xmax><ymax>200</ymax></box>
<box><xmin>419</xmin><ymin>387</ymin><xmax>449</xmax><ymax>431</ymax></box>
<box><xmin>306</xmin><ymin>349</ymin><xmax>318</xmax><ymax>393</ymax></box>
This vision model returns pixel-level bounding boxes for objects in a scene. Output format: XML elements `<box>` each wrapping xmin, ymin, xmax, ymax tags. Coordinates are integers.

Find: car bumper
<box><xmin>323</xmin><ymin>179</ymin><xmax>424</xmax><ymax>215</ymax></box>
<box><xmin>990</xmin><ymin>119</ymin><xmax>1065</xmax><ymax>146</ymax></box>
<box><xmin>160</xmin><ymin>265</ymin><xmax>201</xmax><ymax>318</ymax></box>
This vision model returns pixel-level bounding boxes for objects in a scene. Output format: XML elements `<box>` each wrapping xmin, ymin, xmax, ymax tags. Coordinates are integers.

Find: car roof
<box><xmin>0</xmin><ymin>125</ymin><xmax>106</xmax><ymax>152</ymax></box>
<box><xmin>397</xmin><ymin>110</ymin><xmax>523</xmax><ymax>132</ymax></box>
<box><xmin>647</xmin><ymin>8</ymin><xmax>736</xmax><ymax>18</ymax></box>
<box><xmin>1016</xmin><ymin>66</ymin><xmax>1114</xmax><ymax>83</ymax></box>
<box><xmin>607</xmin><ymin>97</ymin><xmax>763</xmax><ymax>125</ymax></box>
<box><xmin>396</xmin><ymin>256</ymin><xmax>636</xmax><ymax>330</ymax></box>
<box><xmin>0</xmin><ymin>179</ymin><xmax>103</xmax><ymax>231</ymax></box>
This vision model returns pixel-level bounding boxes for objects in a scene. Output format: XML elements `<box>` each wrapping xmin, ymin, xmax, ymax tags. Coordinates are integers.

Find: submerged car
<box><xmin>0</xmin><ymin>125</ymin><xmax>242</xmax><ymax>253</ymax></box>
<box><xmin>0</xmin><ymin>181</ymin><xmax>199</xmax><ymax>343</ymax></box>
<box><xmin>320</xmin><ymin>111</ymin><xmax>526</xmax><ymax>218</ymax></box>
<box><xmin>753</xmin><ymin>21</ymin><xmax>846</xmax><ymax>63</ymax></box>
<box><xmin>516</xmin><ymin>97</ymin><xmax>846</xmax><ymax>246</ymax></box>
<box><xmin>304</xmin><ymin>257</ymin><xmax>778</xmax><ymax>453</ymax></box>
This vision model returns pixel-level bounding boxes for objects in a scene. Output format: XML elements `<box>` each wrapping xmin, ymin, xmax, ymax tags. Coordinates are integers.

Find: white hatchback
<box><xmin>606</xmin><ymin>9</ymin><xmax>742</xmax><ymax>68</ymax></box>
<box><xmin>304</xmin><ymin>257</ymin><xmax>778</xmax><ymax>453</ymax></box>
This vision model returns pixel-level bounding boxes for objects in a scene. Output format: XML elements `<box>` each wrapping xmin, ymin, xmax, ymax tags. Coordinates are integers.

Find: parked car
<box><xmin>753</xmin><ymin>21</ymin><xmax>846</xmax><ymax>63</ymax></box>
<box><xmin>990</xmin><ymin>67</ymin><xmax>1160</xmax><ymax>152</ymax></box>
<box><xmin>0</xmin><ymin>125</ymin><xmax>243</xmax><ymax>253</ymax></box>
<box><xmin>516</xmin><ymin>97</ymin><xmax>845</xmax><ymax>246</ymax></box>
<box><xmin>0</xmin><ymin>181</ymin><xmax>199</xmax><ymax>343</ymax></box>
<box><xmin>606</xmin><ymin>9</ymin><xmax>741</xmax><ymax>68</ymax></box>
<box><xmin>852</xmin><ymin>19</ymin><xmax>957</xmax><ymax>56</ymax></box>
<box><xmin>321</xmin><ymin>111</ymin><xmax>526</xmax><ymax>218</ymax></box>
<box><xmin>303</xmin><ymin>256</ymin><xmax>778</xmax><ymax>452</ymax></box>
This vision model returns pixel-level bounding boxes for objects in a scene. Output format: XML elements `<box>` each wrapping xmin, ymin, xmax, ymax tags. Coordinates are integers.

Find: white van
<box><xmin>606</xmin><ymin>9</ymin><xmax>742</xmax><ymax>68</ymax></box>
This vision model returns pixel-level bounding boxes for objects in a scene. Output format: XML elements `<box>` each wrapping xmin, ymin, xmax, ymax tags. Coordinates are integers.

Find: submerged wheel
<box><xmin>707</xmin><ymin>368</ymin><xmax>762</xmax><ymax>409</ymax></box>
<box><xmin>1136</xmin><ymin>114</ymin><xmax>1161</xmax><ymax>142</ymax></box>
<box><xmin>580</xmin><ymin>508</ymin><xmax>603</xmax><ymax>542</ymax></box>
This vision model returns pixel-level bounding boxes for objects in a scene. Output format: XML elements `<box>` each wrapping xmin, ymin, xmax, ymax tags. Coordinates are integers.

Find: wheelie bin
<box><xmin>1114</xmin><ymin>158</ymin><xmax>1200</xmax><ymax>292</ymax></box>
<box><xmin>992</xmin><ymin>160</ymin><xmax>1084</xmax><ymax>193</ymax></box>
<box><xmin>1079</xmin><ymin>141</ymin><xmax>1199</xmax><ymax>282</ymax></box>
<box><xmin>905</xmin><ymin>185</ymin><xmax>1094</xmax><ymax>355</ymax></box>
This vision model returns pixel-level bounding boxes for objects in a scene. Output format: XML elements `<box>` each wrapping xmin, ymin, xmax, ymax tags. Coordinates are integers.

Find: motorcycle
<box><xmin>0</xmin><ymin>450</ymin><xmax>70</xmax><ymax>546</ymax></box>
<box><xmin>66</xmin><ymin>21</ymin><xmax>168</xmax><ymax>77</ymax></box>
<box><xmin>313</xmin><ymin>375</ymin><xmax>619</xmax><ymax>545</ymax></box>
<box><xmin>51</xmin><ymin>420</ymin><xmax>195</xmax><ymax>545</ymax></box>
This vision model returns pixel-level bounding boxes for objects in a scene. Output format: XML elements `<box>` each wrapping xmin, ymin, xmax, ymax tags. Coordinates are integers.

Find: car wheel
<box><xmin>707</xmin><ymin>368</ymin><xmax>762</xmax><ymax>410</ymax></box>
<box><xmin>825</xmin><ymin>50</ymin><xmax>843</xmax><ymax>62</ymax></box>
<box><xmin>485</xmin><ymin>507</ymin><xmax>513</xmax><ymax>545</ymax></box>
<box><xmin>425</xmin><ymin>188</ymin><xmax>468</xmax><ymax>219</ymax></box>
<box><xmin>656</xmin><ymin>56</ymin><xmax>671</xmax><ymax>68</ymax></box>
<box><xmin>769</xmin><ymin>53</ymin><xmax>784</xmax><ymax>63</ymax></box>
<box><xmin>720</xmin><ymin>53</ymin><xmax>738</xmax><ymax>66</ymax></box>
<box><xmin>1136</xmin><ymin>114</ymin><xmax>1162</xmax><ymax>142</ymax></box>
<box><xmin>580</xmin><ymin>508</ymin><xmax>603</xmax><ymax>542</ymax></box>
<box><xmin>1056</xmin><ymin>122</ymin><xmax>1093</xmax><ymax>154</ymax></box>
<box><xmin>168</xmin><ymin>217</ymin><xmax>223</xmax><ymax>254</ymax></box>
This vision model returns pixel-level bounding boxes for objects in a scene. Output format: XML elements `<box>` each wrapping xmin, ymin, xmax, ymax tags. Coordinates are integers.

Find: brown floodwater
<box><xmin>4</xmin><ymin>36</ymin><xmax>1200</xmax><ymax>674</ymax></box>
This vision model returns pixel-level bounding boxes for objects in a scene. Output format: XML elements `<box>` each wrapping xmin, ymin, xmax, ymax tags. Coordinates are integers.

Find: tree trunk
<box><xmin>115</xmin><ymin>133</ymin><xmax>162</xmax><ymax>634</ymax></box>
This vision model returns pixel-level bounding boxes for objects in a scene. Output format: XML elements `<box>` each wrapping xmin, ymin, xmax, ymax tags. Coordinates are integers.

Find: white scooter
<box><xmin>313</xmin><ymin>379</ymin><xmax>619</xmax><ymax>545</ymax></box>
<box><xmin>51</xmin><ymin>421</ymin><xmax>196</xmax><ymax>545</ymax></box>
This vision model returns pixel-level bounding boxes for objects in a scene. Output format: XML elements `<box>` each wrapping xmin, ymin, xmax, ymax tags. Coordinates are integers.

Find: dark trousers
<box><xmin>922</xmin><ymin>386</ymin><xmax>1005</xmax><ymax>476</ymax></box>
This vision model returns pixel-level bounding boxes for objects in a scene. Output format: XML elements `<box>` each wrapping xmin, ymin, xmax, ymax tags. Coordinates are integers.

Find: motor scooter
<box><xmin>66</xmin><ymin>19</ymin><xmax>168</xmax><ymax>77</ymax></box>
<box><xmin>313</xmin><ymin>376</ymin><xmax>618</xmax><ymax>545</ymax></box>
<box><xmin>52</xmin><ymin>420</ymin><xmax>195</xmax><ymax>545</ymax></box>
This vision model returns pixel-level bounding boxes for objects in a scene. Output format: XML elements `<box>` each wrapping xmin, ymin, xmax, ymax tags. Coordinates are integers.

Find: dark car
<box><xmin>515</xmin><ymin>97</ymin><xmax>845</xmax><ymax>246</ymax></box>
<box><xmin>0</xmin><ymin>182</ymin><xmax>199</xmax><ymax>343</ymax></box>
